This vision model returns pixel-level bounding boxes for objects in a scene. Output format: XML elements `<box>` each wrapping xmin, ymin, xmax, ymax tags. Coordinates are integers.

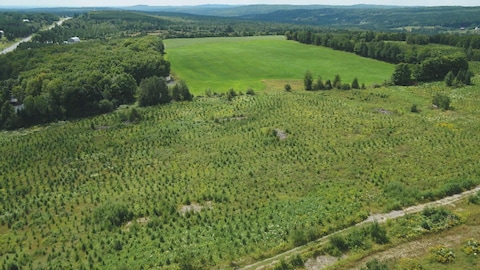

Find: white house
<box><xmin>68</xmin><ymin>37</ymin><xmax>81</xmax><ymax>44</ymax></box>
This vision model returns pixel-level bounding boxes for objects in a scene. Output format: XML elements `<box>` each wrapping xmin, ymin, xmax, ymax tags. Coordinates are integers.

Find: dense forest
<box><xmin>0</xmin><ymin>35</ymin><xmax>172</xmax><ymax>129</ymax></box>
<box><xmin>0</xmin><ymin>12</ymin><xmax>58</xmax><ymax>40</ymax></box>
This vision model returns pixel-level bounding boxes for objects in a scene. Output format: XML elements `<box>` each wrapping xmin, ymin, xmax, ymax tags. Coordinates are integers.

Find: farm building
<box><xmin>68</xmin><ymin>37</ymin><xmax>81</xmax><ymax>44</ymax></box>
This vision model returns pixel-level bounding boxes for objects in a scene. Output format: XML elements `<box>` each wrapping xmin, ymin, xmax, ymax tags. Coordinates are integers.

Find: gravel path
<box><xmin>241</xmin><ymin>185</ymin><xmax>480</xmax><ymax>270</ymax></box>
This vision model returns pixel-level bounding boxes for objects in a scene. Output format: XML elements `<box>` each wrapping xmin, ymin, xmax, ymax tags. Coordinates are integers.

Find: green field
<box><xmin>165</xmin><ymin>36</ymin><xmax>395</xmax><ymax>94</ymax></box>
<box><xmin>1</xmin><ymin>78</ymin><xmax>480</xmax><ymax>269</ymax></box>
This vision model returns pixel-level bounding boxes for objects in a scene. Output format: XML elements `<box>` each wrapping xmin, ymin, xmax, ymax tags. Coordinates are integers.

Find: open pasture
<box><xmin>1</xmin><ymin>82</ymin><xmax>480</xmax><ymax>269</ymax></box>
<box><xmin>165</xmin><ymin>36</ymin><xmax>395</xmax><ymax>94</ymax></box>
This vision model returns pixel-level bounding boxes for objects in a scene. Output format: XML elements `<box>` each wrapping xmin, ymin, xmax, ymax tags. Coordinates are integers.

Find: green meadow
<box><xmin>2</xmin><ymin>79</ymin><xmax>480</xmax><ymax>269</ymax></box>
<box><xmin>165</xmin><ymin>36</ymin><xmax>395</xmax><ymax>94</ymax></box>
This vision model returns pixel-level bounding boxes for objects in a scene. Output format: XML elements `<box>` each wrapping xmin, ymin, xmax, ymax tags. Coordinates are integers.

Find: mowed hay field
<box><xmin>165</xmin><ymin>36</ymin><xmax>395</xmax><ymax>94</ymax></box>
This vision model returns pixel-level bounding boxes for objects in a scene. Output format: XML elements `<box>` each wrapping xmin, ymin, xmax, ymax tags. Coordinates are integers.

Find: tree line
<box><xmin>303</xmin><ymin>71</ymin><xmax>363</xmax><ymax>91</ymax></box>
<box><xmin>0</xmin><ymin>35</ymin><xmax>192</xmax><ymax>130</ymax></box>
<box><xmin>287</xmin><ymin>30</ymin><xmax>474</xmax><ymax>86</ymax></box>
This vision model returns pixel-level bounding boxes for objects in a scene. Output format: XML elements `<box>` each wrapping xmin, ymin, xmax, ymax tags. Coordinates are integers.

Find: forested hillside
<box><xmin>237</xmin><ymin>6</ymin><xmax>480</xmax><ymax>30</ymax></box>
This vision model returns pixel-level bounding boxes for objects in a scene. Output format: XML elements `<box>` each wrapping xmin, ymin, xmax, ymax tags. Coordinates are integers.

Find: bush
<box><xmin>246</xmin><ymin>88</ymin><xmax>255</xmax><ymax>95</ymax></box>
<box><xmin>468</xmin><ymin>191</ymin><xmax>480</xmax><ymax>205</ymax></box>
<box><xmin>98</xmin><ymin>99</ymin><xmax>115</xmax><ymax>113</ymax></box>
<box><xmin>410</xmin><ymin>104</ymin><xmax>419</xmax><ymax>113</ymax></box>
<box><xmin>93</xmin><ymin>201</ymin><xmax>133</xmax><ymax>230</ymax></box>
<box><xmin>352</xmin><ymin>77</ymin><xmax>360</xmax><ymax>89</ymax></box>
<box><xmin>290</xmin><ymin>229</ymin><xmax>307</xmax><ymax>247</ymax></box>
<box><xmin>361</xmin><ymin>259</ymin><xmax>389</xmax><ymax>270</ymax></box>
<box><xmin>421</xmin><ymin>207</ymin><xmax>460</xmax><ymax>231</ymax></box>
<box><xmin>430</xmin><ymin>245</ymin><xmax>455</xmax><ymax>263</ymax></box>
<box><xmin>327</xmin><ymin>234</ymin><xmax>349</xmax><ymax>256</ymax></box>
<box><xmin>284</xmin><ymin>84</ymin><xmax>292</xmax><ymax>92</ymax></box>
<box><xmin>432</xmin><ymin>94</ymin><xmax>451</xmax><ymax>110</ymax></box>
<box><xmin>370</xmin><ymin>222</ymin><xmax>389</xmax><ymax>244</ymax></box>
<box><xmin>444</xmin><ymin>71</ymin><xmax>454</xmax><ymax>87</ymax></box>
<box><xmin>289</xmin><ymin>254</ymin><xmax>304</xmax><ymax>267</ymax></box>
<box><xmin>226</xmin><ymin>88</ymin><xmax>237</xmax><ymax>101</ymax></box>
<box><xmin>463</xmin><ymin>238</ymin><xmax>479</xmax><ymax>256</ymax></box>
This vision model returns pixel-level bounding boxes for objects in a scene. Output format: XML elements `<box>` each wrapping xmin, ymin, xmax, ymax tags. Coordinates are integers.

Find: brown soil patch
<box><xmin>125</xmin><ymin>216</ymin><xmax>150</xmax><ymax>227</ymax></box>
<box><xmin>275</xmin><ymin>129</ymin><xmax>288</xmax><ymax>140</ymax></box>
<box><xmin>305</xmin><ymin>255</ymin><xmax>339</xmax><ymax>270</ymax></box>
<box><xmin>375</xmin><ymin>108</ymin><xmax>393</xmax><ymax>114</ymax></box>
<box><xmin>179</xmin><ymin>201</ymin><xmax>213</xmax><ymax>215</ymax></box>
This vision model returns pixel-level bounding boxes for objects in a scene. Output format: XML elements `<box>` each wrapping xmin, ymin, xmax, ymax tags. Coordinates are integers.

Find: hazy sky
<box><xmin>2</xmin><ymin>0</ymin><xmax>479</xmax><ymax>7</ymax></box>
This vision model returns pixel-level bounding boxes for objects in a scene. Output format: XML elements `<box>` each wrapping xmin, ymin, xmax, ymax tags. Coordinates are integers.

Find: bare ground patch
<box><xmin>305</xmin><ymin>255</ymin><xmax>339</xmax><ymax>270</ymax></box>
<box><xmin>179</xmin><ymin>201</ymin><xmax>213</xmax><ymax>215</ymax></box>
<box><xmin>274</xmin><ymin>129</ymin><xmax>288</xmax><ymax>140</ymax></box>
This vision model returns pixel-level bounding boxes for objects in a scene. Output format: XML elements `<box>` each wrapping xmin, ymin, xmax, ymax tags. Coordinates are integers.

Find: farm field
<box><xmin>1</xmin><ymin>78</ymin><xmax>480</xmax><ymax>269</ymax></box>
<box><xmin>165</xmin><ymin>36</ymin><xmax>395</xmax><ymax>94</ymax></box>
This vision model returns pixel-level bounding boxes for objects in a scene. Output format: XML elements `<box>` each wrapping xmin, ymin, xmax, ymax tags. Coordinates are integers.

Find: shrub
<box><xmin>468</xmin><ymin>191</ymin><xmax>480</xmax><ymax>205</ymax></box>
<box><xmin>284</xmin><ymin>84</ymin><xmax>292</xmax><ymax>92</ymax></box>
<box><xmin>370</xmin><ymin>222</ymin><xmax>389</xmax><ymax>244</ymax></box>
<box><xmin>463</xmin><ymin>238</ymin><xmax>479</xmax><ymax>256</ymax></box>
<box><xmin>327</xmin><ymin>234</ymin><xmax>348</xmax><ymax>256</ymax></box>
<box><xmin>430</xmin><ymin>245</ymin><xmax>455</xmax><ymax>263</ymax></box>
<box><xmin>432</xmin><ymin>94</ymin><xmax>451</xmax><ymax>110</ymax></box>
<box><xmin>361</xmin><ymin>259</ymin><xmax>389</xmax><ymax>270</ymax></box>
<box><xmin>341</xmin><ymin>83</ymin><xmax>351</xmax><ymax>90</ymax></box>
<box><xmin>98</xmin><ymin>99</ymin><xmax>115</xmax><ymax>113</ymax></box>
<box><xmin>246</xmin><ymin>88</ymin><xmax>255</xmax><ymax>95</ymax></box>
<box><xmin>290</xmin><ymin>229</ymin><xmax>307</xmax><ymax>247</ymax></box>
<box><xmin>93</xmin><ymin>201</ymin><xmax>133</xmax><ymax>230</ymax></box>
<box><xmin>289</xmin><ymin>254</ymin><xmax>304</xmax><ymax>267</ymax></box>
<box><xmin>444</xmin><ymin>71</ymin><xmax>454</xmax><ymax>87</ymax></box>
<box><xmin>313</xmin><ymin>76</ymin><xmax>325</xmax><ymax>90</ymax></box>
<box><xmin>274</xmin><ymin>259</ymin><xmax>293</xmax><ymax>270</ymax></box>
<box><xmin>345</xmin><ymin>228</ymin><xmax>370</xmax><ymax>250</ymax></box>
<box><xmin>410</xmin><ymin>104</ymin><xmax>419</xmax><ymax>113</ymax></box>
<box><xmin>226</xmin><ymin>88</ymin><xmax>237</xmax><ymax>101</ymax></box>
<box><xmin>352</xmin><ymin>77</ymin><xmax>360</xmax><ymax>89</ymax></box>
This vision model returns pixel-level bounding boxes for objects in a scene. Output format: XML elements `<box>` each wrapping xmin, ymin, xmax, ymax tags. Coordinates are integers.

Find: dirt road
<box><xmin>241</xmin><ymin>185</ymin><xmax>480</xmax><ymax>270</ymax></box>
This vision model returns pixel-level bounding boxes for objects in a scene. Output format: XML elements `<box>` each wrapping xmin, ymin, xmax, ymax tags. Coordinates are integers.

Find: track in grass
<box><xmin>165</xmin><ymin>36</ymin><xmax>395</xmax><ymax>94</ymax></box>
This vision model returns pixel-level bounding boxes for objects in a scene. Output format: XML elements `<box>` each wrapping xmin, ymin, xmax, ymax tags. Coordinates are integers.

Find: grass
<box><xmin>327</xmin><ymin>197</ymin><xmax>480</xmax><ymax>270</ymax></box>
<box><xmin>1</xmin><ymin>77</ymin><xmax>480</xmax><ymax>269</ymax></box>
<box><xmin>165</xmin><ymin>36</ymin><xmax>395</xmax><ymax>94</ymax></box>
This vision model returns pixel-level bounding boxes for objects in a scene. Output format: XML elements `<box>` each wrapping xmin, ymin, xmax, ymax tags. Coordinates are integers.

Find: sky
<box><xmin>1</xmin><ymin>0</ymin><xmax>478</xmax><ymax>7</ymax></box>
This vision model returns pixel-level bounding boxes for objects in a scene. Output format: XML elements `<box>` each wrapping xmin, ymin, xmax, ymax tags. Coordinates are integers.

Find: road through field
<box><xmin>241</xmin><ymin>185</ymin><xmax>480</xmax><ymax>270</ymax></box>
<box><xmin>1</xmin><ymin>17</ymin><xmax>70</xmax><ymax>55</ymax></box>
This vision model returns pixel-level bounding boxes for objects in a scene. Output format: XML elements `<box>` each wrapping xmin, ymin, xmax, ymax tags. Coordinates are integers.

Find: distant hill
<box><xmin>235</xmin><ymin>6</ymin><xmax>480</xmax><ymax>29</ymax></box>
<box><xmin>2</xmin><ymin>4</ymin><xmax>479</xmax><ymax>30</ymax></box>
<box><xmin>121</xmin><ymin>4</ymin><xmax>480</xmax><ymax>29</ymax></box>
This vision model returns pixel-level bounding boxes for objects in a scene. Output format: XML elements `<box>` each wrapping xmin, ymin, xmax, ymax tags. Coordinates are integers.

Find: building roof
<box><xmin>68</xmin><ymin>37</ymin><xmax>81</xmax><ymax>43</ymax></box>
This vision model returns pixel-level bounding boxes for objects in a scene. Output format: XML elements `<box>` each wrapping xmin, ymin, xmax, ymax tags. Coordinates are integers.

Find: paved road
<box><xmin>1</xmin><ymin>17</ymin><xmax>71</xmax><ymax>55</ymax></box>
<box><xmin>241</xmin><ymin>185</ymin><xmax>480</xmax><ymax>270</ymax></box>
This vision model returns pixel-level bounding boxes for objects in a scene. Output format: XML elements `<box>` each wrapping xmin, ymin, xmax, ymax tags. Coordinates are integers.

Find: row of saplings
<box><xmin>300</xmin><ymin>71</ymin><xmax>365</xmax><ymax>92</ymax></box>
